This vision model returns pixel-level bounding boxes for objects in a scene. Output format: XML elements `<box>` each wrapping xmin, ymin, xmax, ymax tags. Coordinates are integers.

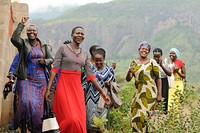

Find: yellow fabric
<box><xmin>168</xmin><ymin>69</ymin><xmax>184</xmax><ymax>110</ymax></box>
<box><xmin>130</xmin><ymin>59</ymin><xmax>160</xmax><ymax>133</ymax></box>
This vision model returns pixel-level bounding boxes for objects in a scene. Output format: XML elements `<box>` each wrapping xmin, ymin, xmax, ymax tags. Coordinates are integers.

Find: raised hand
<box><xmin>21</xmin><ymin>16</ymin><xmax>29</xmax><ymax>24</ymax></box>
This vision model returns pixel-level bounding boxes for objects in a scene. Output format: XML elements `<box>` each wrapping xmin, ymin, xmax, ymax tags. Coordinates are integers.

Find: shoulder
<box><xmin>82</xmin><ymin>49</ymin><xmax>89</xmax><ymax>58</ymax></box>
<box><xmin>174</xmin><ymin>59</ymin><xmax>184</xmax><ymax>66</ymax></box>
<box><xmin>106</xmin><ymin>65</ymin><xmax>114</xmax><ymax>71</ymax></box>
<box><xmin>177</xmin><ymin>59</ymin><xmax>184</xmax><ymax>64</ymax></box>
<box><xmin>150</xmin><ymin>58</ymin><xmax>157</xmax><ymax>64</ymax></box>
<box><xmin>130</xmin><ymin>59</ymin><xmax>137</xmax><ymax>66</ymax></box>
<box><xmin>37</xmin><ymin>38</ymin><xmax>47</xmax><ymax>46</ymax></box>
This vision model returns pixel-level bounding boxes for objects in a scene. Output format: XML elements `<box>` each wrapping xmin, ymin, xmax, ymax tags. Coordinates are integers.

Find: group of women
<box><xmin>8</xmin><ymin>17</ymin><xmax>113</xmax><ymax>133</ymax></box>
<box><xmin>126</xmin><ymin>42</ymin><xmax>186</xmax><ymax>132</ymax></box>
<box><xmin>8</xmin><ymin>16</ymin><xmax>186</xmax><ymax>133</ymax></box>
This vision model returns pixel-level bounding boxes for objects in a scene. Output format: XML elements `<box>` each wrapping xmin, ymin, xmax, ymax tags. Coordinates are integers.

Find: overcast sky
<box><xmin>15</xmin><ymin>0</ymin><xmax>113</xmax><ymax>12</ymax></box>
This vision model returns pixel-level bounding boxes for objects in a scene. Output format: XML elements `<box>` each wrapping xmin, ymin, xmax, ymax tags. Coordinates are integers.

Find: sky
<box><xmin>14</xmin><ymin>0</ymin><xmax>113</xmax><ymax>13</ymax></box>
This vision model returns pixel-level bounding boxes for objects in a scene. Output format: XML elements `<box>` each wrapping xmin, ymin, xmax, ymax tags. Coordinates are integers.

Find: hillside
<box><xmin>30</xmin><ymin>0</ymin><xmax>200</xmax><ymax>84</ymax></box>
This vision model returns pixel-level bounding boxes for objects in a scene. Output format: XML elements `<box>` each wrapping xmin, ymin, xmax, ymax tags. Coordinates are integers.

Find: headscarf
<box><xmin>170</xmin><ymin>48</ymin><xmax>180</xmax><ymax>58</ymax></box>
<box><xmin>139</xmin><ymin>41</ymin><xmax>151</xmax><ymax>52</ymax></box>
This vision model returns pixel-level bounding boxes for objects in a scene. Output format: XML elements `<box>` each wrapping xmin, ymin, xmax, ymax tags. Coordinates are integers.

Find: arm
<box><xmin>160</xmin><ymin>60</ymin><xmax>172</xmax><ymax>76</ymax></box>
<box><xmin>178</xmin><ymin>64</ymin><xmax>186</xmax><ymax>79</ymax></box>
<box><xmin>90</xmin><ymin>78</ymin><xmax>111</xmax><ymax>105</ymax></box>
<box><xmin>84</xmin><ymin>54</ymin><xmax>110</xmax><ymax>104</ymax></box>
<box><xmin>45</xmin><ymin>71</ymin><xmax>57</xmax><ymax>101</ymax></box>
<box><xmin>38</xmin><ymin>44</ymin><xmax>54</xmax><ymax>66</ymax></box>
<box><xmin>126</xmin><ymin>66</ymin><xmax>134</xmax><ymax>82</ymax></box>
<box><xmin>8</xmin><ymin>53</ymin><xmax>19</xmax><ymax>79</ymax></box>
<box><xmin>155</xmin><ymin>78</ymin><xmax>162</xmax><ymax>102</ymax></box>
<box><xmin>11</xmin><ymin>17</ymin><xmax>29</xmax><ymax>49</ymax></box>
<box><xmin>44</xmin><ymin>43</ymin><xmax>54</xmax><ymax>65</ymax></box>
<box><xmin>152</xmin><ymin>59</ymin><xmax>162</xmax><ymax>101</ymax></box>
<box><xmin>45</xmin><ymin>46</ymin><xmax>63</xmax><ymax>100</ymax></box>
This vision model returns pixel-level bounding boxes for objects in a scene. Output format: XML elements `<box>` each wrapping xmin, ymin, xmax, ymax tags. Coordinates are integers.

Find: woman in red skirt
<box><xmin>45</xmin><ymin>26</ymin><xmax>110</xmax><ymax>133</ymax></box>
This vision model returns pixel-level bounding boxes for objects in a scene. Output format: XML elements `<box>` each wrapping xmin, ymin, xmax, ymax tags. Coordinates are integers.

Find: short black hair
<box><xmin>93</xmin><ymin>47</ymin><xmax>106</xmax><ymax>59</ymax></box>
<box><xmin>63</xmin><ymin>40</ymin><xmax>71</xmax><ymax>44</ymax></box>
<box><xmin>26</xmin><ymin>24</ymin><xmax>38</xmax><ymax>32</ymax></box>
<box><xmin>89</xmin><ymin>45</ymin><xmax>100</xmax><ymax>56</ymax></box>
<box><xmin>71</xmin><ymin>26</ymin><xmax>84</xmax><ymax>35</ymax></box>
<box><xmin>153</xmin><ymin>48</ymin><xmax>163</xmax><ymax>55</ymax></box>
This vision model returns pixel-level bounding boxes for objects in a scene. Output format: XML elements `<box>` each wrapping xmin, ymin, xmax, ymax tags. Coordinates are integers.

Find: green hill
<box><xmin>30</xmin><ymin>0</ymin><xmax>200</xmax><ymax>85</ymax></box>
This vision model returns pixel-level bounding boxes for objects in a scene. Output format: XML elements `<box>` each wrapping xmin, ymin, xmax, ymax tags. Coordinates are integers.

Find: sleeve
<box><xmin>130</xmin><ymin>59</ymin><xmax>137</xmax><ymax>67</ymax></box>
<box><xmin>9</xmin><ymin>53</ymin><xmax>19</xmax><ymax>75</ymax></box>
<box><xmin>11</xmin><ymin>23</ymin><xmax>25</xmax><ymax>50</ymax></box>
<box><xmin>52</xmin><ymin>45</ymin><xmax>64</xmax><ymax>73</ymax></box>
<box><xmin>43</xmin><ymin>42</ymin><xmax>54</xmax><ymax>66</ymax></box>
<box><xmin>84</xmin><ymin>53</ymin><xmax>96</xmax><ymax>81</ymax></box>
<box><xmin>152</xmin><ymin>59</ymin><xmax>161</xmax><ymax>79</ymax></box>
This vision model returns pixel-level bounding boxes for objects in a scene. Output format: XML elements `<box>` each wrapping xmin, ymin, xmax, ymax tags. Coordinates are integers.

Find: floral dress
<box><xmin>129</xmin><ymin>59</ymin><xmax>160</xmax><ymax>133</ymax></box>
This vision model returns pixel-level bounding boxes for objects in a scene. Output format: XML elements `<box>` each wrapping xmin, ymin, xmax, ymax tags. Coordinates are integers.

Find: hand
<box><xmin>3</xmin><ymin>81</ymin><xmax>14</xmax><ymax>99</ymax></box>
<box><xmin>173</xmin><ymin>65</ymin><xmax>178</xmax><ymax>72</ymax></box>
<box><xmin>159</xmin><ymin>58</ymin><xmax>163</xmax><ymax>65</ymax></box>
<box><xmin>101</xmin><ymin>93</ymin><xmax>111</xmax><ymax>105</ymax></box>
<box><xmin>37</xmin><ymin>58</ymin><xmax>45</xmax><ymax>64</ymax></box>
<box><xmin>156</xmin><ymin>94</ymin><xmax>162</xmax><ymax>102</ymax></box>
<box><xmin>44</xmin><ymin>89</ymin><xmax>51</xmax><ymax>101</ymax></box>
<box><xmin>128</xmin><ymin>66</ymin><xmax>134</xmax><ymax>74</ymax></box>
<box><xmin>104</xmin><ymin>81</ymin><xmax>110</xmax><ymax>88</ymax></box>
<box><xmin>21</xmin><ymin>17</ymin><xmax>29</xmax><ymax>24</ymax></box>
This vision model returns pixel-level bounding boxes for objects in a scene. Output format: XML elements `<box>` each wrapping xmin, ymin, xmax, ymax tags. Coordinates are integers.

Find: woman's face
<box><xmin>94</xmin><ymin>54</ymin><xmax>105</xmax><ymax>70</ymax></box>
<box><xmin>169</xmin><ymin>51</ymin><xmax>177</xmax><ymax>62</ymax></box>
<box><xmin>71</xmin><ymin>28</ymin><xmax>85</xmax><ymax>44</ymax></box>
<box><xmin>27</xmin><ymin>25</ymin><xmax>37</xmax><ymax>40</ymax></box>
<box><xmin>138</xmin><ymin>46</ymin><xmax>150</xmax><ymax>58</ymax></box>
<box><xmin>153</xmin><ymin>52</ymin><xmax>162</xmax><ymax>63</ymax></box>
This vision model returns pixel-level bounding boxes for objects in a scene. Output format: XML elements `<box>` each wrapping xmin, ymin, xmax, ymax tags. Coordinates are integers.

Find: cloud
<box><xmin>17</xmin><ymin>0</ymin><xmax>113</xmax><ymax>13</ymax></box>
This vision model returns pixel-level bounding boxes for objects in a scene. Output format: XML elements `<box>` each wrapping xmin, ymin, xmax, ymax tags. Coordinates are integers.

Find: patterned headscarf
<box><xmin>139</xmin><ymin>41</ymin><xmax>151</xmax><ymax>52</ymax></box>
<box><xmin>170</xmin><ymin>48</ymin><xmax>180</xmax><ymax>58</ymax></box>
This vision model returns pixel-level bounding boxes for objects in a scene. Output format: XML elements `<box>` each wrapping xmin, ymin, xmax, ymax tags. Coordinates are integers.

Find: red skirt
<box><xmin>53</xmin><ymin>70</ymin><xmax>86</xmax><ymax>133</ymax></box>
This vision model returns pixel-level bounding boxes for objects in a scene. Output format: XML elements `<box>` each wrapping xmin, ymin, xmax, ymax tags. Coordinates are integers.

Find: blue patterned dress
<box><xmin>9</xmin><ymin>44</ymin><xmax>47</xmax><ymax>132</ymax></box>
<box><xmin>84</xmin><ymin>65</ymin><xmax>115</xmax><ymax>130</ymax></box>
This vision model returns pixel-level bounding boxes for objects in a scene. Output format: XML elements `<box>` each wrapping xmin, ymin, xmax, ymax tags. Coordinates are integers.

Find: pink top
<box><xmin>52</xmin><ymin>44</ymin><xmax>94</xmax><ymax>80</ymax></box>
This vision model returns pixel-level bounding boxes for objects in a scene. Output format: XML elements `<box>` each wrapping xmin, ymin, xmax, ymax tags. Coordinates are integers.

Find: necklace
<box><xmin>70</xmin><ymin>44</ymin><xmax>80</xmax><ymax>49</ymax></box>
<box><xmin>30</xmin><ymin>41</ymin><xmax>38</xmax><ymax>47</ymax></box>
<box><xmin>70</xmin><ymin>44</ymin><xmax>81</xmax><ymax>56</ymax></box>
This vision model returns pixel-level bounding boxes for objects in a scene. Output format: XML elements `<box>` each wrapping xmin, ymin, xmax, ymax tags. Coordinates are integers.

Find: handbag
<box><xmin>110</xmin><ymin>82</ymin><xmax>122</xmax><ymax>108</ymax></box>
<box><xmin>42</xmin><ymin>100</ymin><xmax>60</xmax><ymax>133</ymax></box>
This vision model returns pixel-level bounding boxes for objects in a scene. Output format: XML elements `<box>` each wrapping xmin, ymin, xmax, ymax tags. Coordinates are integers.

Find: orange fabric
<box><xmin>174</xmin><ymin>59</ymin><xmax>184</xmax><ymax>70</ymax></box>
<box><xmin>87</xmin><ymin>75</ymin><xmax>96</xmax><ymax>81</ymax></box>
<box><xmin>9</xmin><ymin>5</ymin><xmax>14</xmax><ymax>37</ymax></box>
<box><xmin>51</xmin><ymin>68</ymin><xmax>59</xmax><ymax>73</ymax></box>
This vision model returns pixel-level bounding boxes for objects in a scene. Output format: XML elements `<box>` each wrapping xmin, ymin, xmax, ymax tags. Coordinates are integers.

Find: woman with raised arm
<box><xmin>9</xmin><ymin>17</ymin><xmax>53</xmax><ymax>133</ymax></box>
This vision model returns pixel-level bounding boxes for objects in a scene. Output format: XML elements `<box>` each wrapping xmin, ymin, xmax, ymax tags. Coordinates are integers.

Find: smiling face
<box><xmin>153</xmin><ymin>52</ymin><xmax>162</xmax><ymax>63</ymax></box>
<box><xmin>94</xmin><ymin>54</ymin><xmax>105</xmax><ymax>70</ymax></box>
<box><xmin>71</xmin><ymin>27</ymin><xmax>85</xmax><ymax>44</ymax></box>
<box><xmin>27</xmin><ymin>25</ymin><xmax>37</xmax><ymax>40</ymax></box>
<box><xmin>169</xmin><ymin>51</ymin><xmax>177</xmax><ymax>62</ymax></box>
<box><xmin>138</xmin><ymin>45</ymin><xmax>150</xmax><ymax>58</ymax></box>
